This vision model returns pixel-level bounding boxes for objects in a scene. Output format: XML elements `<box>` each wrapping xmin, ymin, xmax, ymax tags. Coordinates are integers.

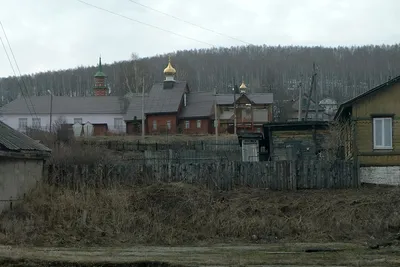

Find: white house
<box><xmin>0</xmin><ymin>57</ymin><xmax>127</xmax><ymax>134</ymax></box>
<box><xmin>0</xmin><ymin>95</ymin><xmax>127</xmax><ymax>133</ymax></box>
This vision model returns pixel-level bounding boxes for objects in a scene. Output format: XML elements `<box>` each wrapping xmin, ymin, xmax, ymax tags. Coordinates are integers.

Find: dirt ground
<box><xmin>0</xmin><ymin>243</ymin><xmax>399</xmax><ymax>266</ymax></box>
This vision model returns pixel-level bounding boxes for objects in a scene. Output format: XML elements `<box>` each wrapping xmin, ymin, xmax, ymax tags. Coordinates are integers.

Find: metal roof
<box><xmin>0</xmin><ymin>121</ymin><xmax>51</xmax><ymax>154</ymax></box>
<box><xmin>145</xmin><ymin>81</ymin><xmax>188</xmax><ymax>114</ymax></box>
<box><xmin>124</xmin><ymin>81</ymin><xmax>188</xmax><ymax>120</ymax></box>
<box><xmin>124</xmin><ymin>96</ymin><xmax>148</xmax><ymax>121</ymax></box>
<box><xmin>180</xmin><ymin>92</ymin><xmax>215</xmax><ymax>118</ymax></box>
<box><xmin>0</xmin><ymin>96</ymin><xmax>127</xmax><ymax>115</ymax></box>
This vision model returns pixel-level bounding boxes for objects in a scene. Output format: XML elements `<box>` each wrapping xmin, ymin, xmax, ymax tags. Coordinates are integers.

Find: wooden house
<box><xmin>335</xmin><ymin>76</ymin><xmax>400</xmax><ymax>185</ymax></box>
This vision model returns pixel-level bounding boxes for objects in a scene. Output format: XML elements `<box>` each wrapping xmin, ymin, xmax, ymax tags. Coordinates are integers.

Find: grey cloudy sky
<box><xmin>0</xmin><ymin>0</ymin><xmax>399</xmax><ymax>77</ymax></box>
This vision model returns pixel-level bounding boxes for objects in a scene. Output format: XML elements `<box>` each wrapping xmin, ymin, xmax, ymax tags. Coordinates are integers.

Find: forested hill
<box><xmin>1</xmin><ymin>44</ymin><xmax>400</xmax><ymax>105</ymax></box>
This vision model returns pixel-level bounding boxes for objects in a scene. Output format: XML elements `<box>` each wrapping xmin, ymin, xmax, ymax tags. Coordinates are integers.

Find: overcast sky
<box><xmin>0</xmin><ymin>0</ymin><xmax>399</xmax><ymax>77</ymax></box>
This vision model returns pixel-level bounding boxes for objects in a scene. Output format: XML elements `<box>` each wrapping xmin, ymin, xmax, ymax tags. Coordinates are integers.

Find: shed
<box><xmin>0</xmin><ymin>121</ymin><xmax>51</xmax><ymax>213</ymax></box>
<box><xmin>263</xmin><ymin>121</ymin><xmax>330</xmax><ymax>161</ymax></box>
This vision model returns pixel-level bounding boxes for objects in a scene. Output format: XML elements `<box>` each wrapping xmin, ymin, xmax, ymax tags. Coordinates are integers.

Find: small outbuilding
<box><xmin>0</xmin><ymin>121</ymin><xmax>51</xmax><ymax>213</ymax></box>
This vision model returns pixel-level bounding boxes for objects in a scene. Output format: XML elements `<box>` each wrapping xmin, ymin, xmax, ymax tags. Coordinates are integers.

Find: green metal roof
<box><xmin>94</xmin><ymin>56</ymin><xmax>106</xmax><ymax>78</ymax></box>
<box><xmin>94</xmin><ymin>71</ymin><xmax>106</xmax><ymax>78</ymax></box>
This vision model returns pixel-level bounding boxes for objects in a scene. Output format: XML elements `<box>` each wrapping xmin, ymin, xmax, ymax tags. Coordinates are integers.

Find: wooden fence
<box><xmin>47</xmin><ymin>159</ymin><xmax>359</xmax><ymax>191</ymax></box>
<box><xmin>79</xmin><ymin>139</ymin><xmax>240</xmax><ymax>152</ymax></box>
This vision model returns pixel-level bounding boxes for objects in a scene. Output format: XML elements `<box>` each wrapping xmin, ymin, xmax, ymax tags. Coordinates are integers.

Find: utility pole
<box><xmin>141</xmin><ymin>77</ymin><xmax>145</xmax><ymax>140</ymax></box>
<box><xmin>304</xmin><ymin>62</ymin><xmax>317</xmax><ymax>121</ymax></box>
<box><xmin>214</xmin><ymin>94</ymin><xmax>219</xmax><ymax>149</ymax></box>
<box><xmin>233</xmin><ymin>79</ymin><xmax>237</xmax><ymax>135</ymax></box>
<box><xmin>297</xmin><ymin>83</ymin><xmax>302</xmax><ymax>121</ymax></box>
<box><xmin>315</xmin><ymin>66</ymin><xmax>319</xmax><ymax>121</ymax></box>
<box><xmin>47</xmin><ymin>90</ymin><xmax>53</xmax><ymax>132</ymax></box>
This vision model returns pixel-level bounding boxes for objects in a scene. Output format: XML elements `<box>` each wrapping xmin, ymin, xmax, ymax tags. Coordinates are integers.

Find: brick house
<box><xmin>125</xmin><ymin>57</ymin><xmax>190</xmax><ymax>135</ymax></box>
<box><xmin>179</xmin><ymin>92</ymin><xmax>215</xmax><ymax>134</ymax></box>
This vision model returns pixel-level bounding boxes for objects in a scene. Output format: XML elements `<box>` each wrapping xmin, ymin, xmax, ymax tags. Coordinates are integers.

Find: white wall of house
<box><xmin>360</xmin><ymin>166</ymin><xmax>400</xmax><ymax>186</ymax></box>
<box><xmin>0</xmin><ymin>113</ymin><xmax>126</xmax><ymax>133</ymax></box>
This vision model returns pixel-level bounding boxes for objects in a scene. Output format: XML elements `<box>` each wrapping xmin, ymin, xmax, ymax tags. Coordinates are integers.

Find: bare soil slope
<box><xmin>0</xmin><ymin>183</ymin><xmax>399</xmax><ymax>247</ymax></box>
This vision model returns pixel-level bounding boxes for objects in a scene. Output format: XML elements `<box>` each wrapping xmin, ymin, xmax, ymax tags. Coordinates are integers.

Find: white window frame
<box><xmin>32</xmin><ymin>118</ymin><xmax>41</xmax><ymax>128</ymax></box>
<box><xmin>166</xmin><ymin>120</ymin><xmax>171</xmax><ymax>130</ymax></box>
<box><xmin>18</xmin><ymin>118</ymin><xmax>28</xmax><ymax>131</ymax></box>
<box><xmin>152</xmin><ymin>120</ymin><xmax>157</xmax><ymax>130</ymax></box>
<box><xmin>74</xmin><ymin>118</ymin><xmax>83</xmax><ymax>125</ymax></box>
<box><xmin>185</xmin><ymin>120</ymin><xmax>190</xmax><ymax>129</ymax></box>
<box><xmin>196</xmin><ymin>120</ymin><xmax>201</xmax><ymax>128</ymax></box>
<box><xmin>373</xmin><ymin>117</ymin><xmax>393</xmax><ymax>149</ymax></box>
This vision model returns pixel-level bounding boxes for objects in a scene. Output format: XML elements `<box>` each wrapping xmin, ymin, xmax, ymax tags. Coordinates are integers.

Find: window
<box><xmin>114</xmin><ymin>118</ymin><xmax>123</xmax><ymax>130</ymax></box>
<box><xmin>152</xmin><ymin>120</ymin><xmax>157</xmax><ymax>130</ymax></box>
<box><xmin>373</xmin><ymin>117</ymin><xmax>392</xmax><ymax>149</ymax></box>
<box><xmin>18</xmin><ymin>118</ymin><xmax>27</xmax><ymax>131</ymax></box>
<box><xmin>196</xmin><ymin>120</ymin><xmax>201</xmax><ymax>128</ymax></box>
<box><xmin>74</xmin><ymin>118</ymin><xmax>83</xmax><ymax>124</ymax></box>
<box><xmin>185</xmin><ymin>120</ymin><xmax>190</xmax><ymax>129</ymax></box>
<box><xmin>166</xmin><ymin>120</ymin><xmax>171</xmax><ymax>130</ymax></box>
<box><xmin>32</xmin><ymin>118</ymin><xmax>41</xmax><ymax>129</ymax></box>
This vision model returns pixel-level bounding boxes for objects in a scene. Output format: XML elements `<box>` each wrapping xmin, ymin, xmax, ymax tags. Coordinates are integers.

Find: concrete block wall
<box><xmin>360</xmin><ymin>166</ymin><xmax>400</xmax><ymax>186</ymax></box>
<box><xmin>0</xmin><ymin>158</ymin><xmax>44</xmax><ymax>213</ymax></box>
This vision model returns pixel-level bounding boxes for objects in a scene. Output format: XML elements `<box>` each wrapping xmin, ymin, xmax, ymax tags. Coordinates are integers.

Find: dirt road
<box><xmin>0</xmin><ymin>243</ymin><xmax>399</xmax><ymax>266</ymax></box>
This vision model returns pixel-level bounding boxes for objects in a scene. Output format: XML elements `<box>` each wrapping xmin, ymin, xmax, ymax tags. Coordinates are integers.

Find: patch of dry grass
<box><xmin>0</xmin><ymin>183</ymin><xmax>400</xmax><ymax>247</ymax></box>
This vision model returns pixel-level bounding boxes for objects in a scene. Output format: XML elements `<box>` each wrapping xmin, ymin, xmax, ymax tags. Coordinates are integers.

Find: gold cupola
<box><xmin>163</xmin><ymin>56</ymin><xmax>176</xmax><ymax>77</ymax></box>
<box><xmin>239</xmin><ymin>77</ymin><xmax>247</xmax><ymax>93</ymax></box>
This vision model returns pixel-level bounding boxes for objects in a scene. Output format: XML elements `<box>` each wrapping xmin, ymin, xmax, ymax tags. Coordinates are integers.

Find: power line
<box><xmin>0</xmin><ymin>28</ymin><xmax>34</xmax><ymax>118</ymax></box>
<box><xmin>127</xmin><ymin>0</ymin><xmax>252</xmax><ymax>46</ymax></box>
<box><xmin>77</xmin><ymin>0</ymin><xmax>216</xmax><ymax>47</ymax></box>
<box><xmin>0</xmin><ymin>21</ymin><xmax>39</xmax><ymax>119</ymax></box>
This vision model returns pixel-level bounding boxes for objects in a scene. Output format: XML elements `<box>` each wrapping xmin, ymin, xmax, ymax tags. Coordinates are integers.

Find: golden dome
<box><xmin>239</xmin><ymin>79</ymin><xmax>247</xmax><ymax>90</ymax></box>
<box><xmin>163</xmin><ymin>56</ymin><xmax>176</xmax><ymax>76</ymax></box>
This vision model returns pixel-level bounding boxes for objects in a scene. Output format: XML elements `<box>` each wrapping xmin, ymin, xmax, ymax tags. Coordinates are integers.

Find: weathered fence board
<box><xmin>80</xmin><ymin>139</ymin><xmax>241</xmax><ymax>152</ymax></box>
<box><xmin>47</xmin><ymin>160</ymin><xmax>359</xmax><ymax>191</ymax></box>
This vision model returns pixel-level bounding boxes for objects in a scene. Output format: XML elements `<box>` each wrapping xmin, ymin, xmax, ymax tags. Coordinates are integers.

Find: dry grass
<box><xmin>0</xmin><ymin>183</ymin><xmax>400</xmax><ymax>247</ymax></box>
<box><xmin>48</xmin><ymin>142</ymin><xmax>117</xmax><ymax>165</ymax></box>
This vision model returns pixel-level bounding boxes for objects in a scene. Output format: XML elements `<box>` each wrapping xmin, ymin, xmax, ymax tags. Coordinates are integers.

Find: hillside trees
<box><xmin>1</xmin><ymin>44</ymin><xmax>400</xmax><ymax>104</ymax></box>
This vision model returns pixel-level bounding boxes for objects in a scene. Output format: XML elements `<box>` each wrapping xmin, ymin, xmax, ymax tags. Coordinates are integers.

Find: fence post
<box><xmin>168</xmin><ymin>149</ymin><xmax>172</xmax><ymax>179</ymax></box>
<box><xmin>291</xmin><ymin>160</ymin><xmax>297</xmax><ymax>190</ymax></box>
<box><xmin>354</xmin><ymin>158</ymin><xmax>360</xmax><ymax>188</ymax></box>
